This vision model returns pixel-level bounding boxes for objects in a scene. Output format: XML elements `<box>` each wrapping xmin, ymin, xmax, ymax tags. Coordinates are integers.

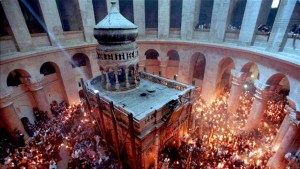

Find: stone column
<box><xmin>133</xmin><ymin>0</ymin><xmax>146</xmax><ymax>37</ymax></box>
<box><xmin>158</xmin><ymin>0</ymin><xmax>170</xmax><ymax>39</ymax></box>
<box><xmin>159</xmin><ymin>57</ymin><xmax>168</xmax><ymax>77</ymax></box>
<box><xmin>209</xmin><ymin>0</ymin><xmax>233</xmax><ymax>43</ymax></box>
<box><xmin>244</xmin><ymin>80</ymin><xmax>273</xmax><ymax>131</ymax></box>
<box><xmin>272</xmin><ymin>107</ymin><xmax>291</xmax><ymax>151</ymax></box>
<box><xmin>38</xmin><ymin>0</ymin><xmax>65</xmax><ymax>45</ymax></box>
<box><xmin>114</xmin><ymin>70</ymin><xmax>120</xmax><ymax>90</ymax></box>
<box><xmin>238</xmin><ymin>0</ymin><xmax>273</xmax><ymax>46</ymax></box>
<box><xmin>227</xmin><ymin>70</ymin><xmax>250</xmax><ymax>114</ymax></box>
<box><xmin>193</xmin><ymin>0</ymin><xmax>201</xmax><ymax>31</ymax></box>
<box><xmin>267</xmin><ymin>109</ymin><xmax>300</xmax><ymax>169</ymax></box>
<box><xmin>0</xmin><ymin>88</ymin><xmax>29</xmax><ymax>141</ymax></box>
<box><xmin>125</xmin><ymin>68</ymin><xmax>130</xmax><ymax>88</ymax></box>
<box><xmin>77</xmin><ymin>0</ymin><xmax>96</xmax><ymax>43</ymax></box>
<box><xmin>154</xmin><ymin>133</ymin><xmax>160</xmax><ymax>169</ymax></box>
<box><xmin>105</xmin><ymin>72</ymin><xmax>111</xmax><ymax>89</ymax></box>
<box><xmin>266</xmin><ymin>0</ymin><xmax>298</xmax><ymax>52</ymax></box>
<box><xmin>160</xmin><ymin>66</ymin><xmax>167</xmax><ymax>78</ymax></box>
<box><xmin>1</xmin><ymin>0</ymin><xmax>33</xmax><ymax>52</ymax></box>
<box><xmin>181</xmin><ymin>0</ymin><xmax>198</xmax><ymax>40</ymax></box>
<box><xmin>27</xmin><ymin>75</ymin><xmax>51</xmax><ymax>117</ymax></box>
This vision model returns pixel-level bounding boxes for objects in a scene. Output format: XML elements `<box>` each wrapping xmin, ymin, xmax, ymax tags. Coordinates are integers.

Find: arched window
<box><xmin>167</xmin><ymin>50</ymin><xmax>179</xmax><ymax>60</ymax></box>
<box><xmin>193</xmin><ymin>55</ymin><xmax>206</xmax><ymax>80</ymax></box>
<box><xmin>7</xmin><ymin>70</ymin><xmax>23</xmax><ymax>86</ymax></box>
<box><xmin>7</xmin><ymin>69</ymin><xmax>30</xmax><ymax>86</ymax></box>
<box><xmin>40</xmin><ymin>62</ymin><xmax>56</xmax><ymax>76</ymax></box>
<box><xmin>72</xmin><ymin>53</ymin><xmax>88</xmax><ymax>68</ymax></box>
<box><xmin>145</xmin><ymin>49</ymin><xmax>159</xmax><ymax>60</ymax></box>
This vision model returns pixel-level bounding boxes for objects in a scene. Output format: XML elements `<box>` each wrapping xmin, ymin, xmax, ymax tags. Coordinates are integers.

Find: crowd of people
<box><xmin>0</xmin><ymin>101</ymin><xmax>119</xmax><ymax>169</ymax></box>
<box><xmin>158</xmin><ymin>89</ymin><xmax>296</xmax><ymax>168</ymax></box>
<box><xmin>227</xmin><ymin>25</ymin><xmax>241</xmax><ymax>31</ymax></box>
<box><xmin>0</xmin><ymin>84</ymin><xmax>298</xmax><ymax>168</ymax></box>
<box><xmin>195</xmin><ymin>23</ymin><xmax>210</xmax><ymax>30</ymax></box>
<box><xmin>257</xmin><ymin>24</ymin><xmax>272</xmax><ymax>34</ymax></box>
<box><xmin>289</xmin><ymin>24</ymin><xmax>300</xmax><ymax>37</ymax></box>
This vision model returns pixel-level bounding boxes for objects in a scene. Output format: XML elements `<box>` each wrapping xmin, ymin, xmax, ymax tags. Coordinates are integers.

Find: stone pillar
<box><xmin>272</xmin><ymin>107</ymin><xmax>291</xmax><ymax>151</ymax></box>
<box><xmin>77</xmin><ymin>0</ymin><xmax>96</xmax><ymax>43</ymax></box>
<box><xmin>107</xmin><ymin>0</ymin><xmax>119</xmax><ymax>12</ymax></box>
<box><xmin>0</xmin><ymin>88</ymin><xmax>29</xmax><ymax>141</ymax></box>
<box><xmin>160</xmin><ymin>66</ymin><xmax>167</xmax><ymax>77</ymax></box>
<box><xmin>38</xmin><ymin>0</ymin><xmax>65</xmax><ymax>45</ymax></box>
<box><xmin>200</xmin><ymin>61</ymin><xmax>219</xmax><ymax>105</ymax></box>
<box><xmin>114</xmin><ymin>70</ymin><xmax>120</xmax><ymax>90</ymax></box>
<box><xmin>154</xmin><ymin>133</ymin><xmax>160</xmax><ymax>169</ymax></box>
<box><xmin>133</xmin><ymin>0</ymin><xmax>146</xmax><ymax>37</ymax></box>
<box><xmin>266</xmin><ymin>0</ymin><xmax>298</xmax><ymax>52</ymax></box>
<box><xmin>105</xmin><ymin>72</ymin><xmax>111</xmax><ymax>89</ymax></box>
<box><xmin>125</xmin><ymin>68</ymin><xmax>130</xmax><ymax>88</ymax></box>
<box><xmin>209</xmin><ymin>0</ymin><xmax>233</xmax><ymax>43</ymax></box>
<box><xmin>158</xmin><ymin>0</ymin><xmax>170</xmax><ymax>39</ymax></box>
<box><xmin>267</xmin><ymin>109</ymin><xmax>300</xmax><ymax>169</ymax></box>
<box><xmin>227</xmin><ymin>70</ymin><xmax>250</xmax><ymax>114</ymax></box>
<box><xmin>244</xmin><ymin>80</ymin><xmax>273</xmax><ymax>131</ymax></box>
<box><xmin>181</xmin><ymin>0</ymin><xmax>198</xmax><ymax>40</ymax></box>
<box><xmin>193</xmin><ymin>0</ymin><xmax>201</xmax><ymax>31</ymax></box>
<box><xmin>27</xmin><ymin>75</ymin><xmax>51</xmax><ymax>117</ymax></box>
<box><xmin>1</xmin><ymin>0</ymin><xmax>33</xmax><ymax>52</ymax></box>
<box><xmin>159</xmin><ymin>57</ymin><xmax>168</xmax><ymax>77</ymax></box>
<box><xmin>238</xmin><ymin>0</ymin><xmax>273</xmax><ymax>46</ymax></box>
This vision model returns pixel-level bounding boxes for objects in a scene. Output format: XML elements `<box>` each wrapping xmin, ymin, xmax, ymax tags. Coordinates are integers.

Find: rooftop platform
<box><xmin>86</xmin><ymin>72</ymin><xmax>194</xmax><ymax>120</ymax></box>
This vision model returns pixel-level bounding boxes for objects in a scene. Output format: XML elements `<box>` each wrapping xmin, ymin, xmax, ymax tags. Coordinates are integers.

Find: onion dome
<box><xmin>93</xmin><ymin>1</ymin><xmax>138</xmax><ymax>44</ymax></box>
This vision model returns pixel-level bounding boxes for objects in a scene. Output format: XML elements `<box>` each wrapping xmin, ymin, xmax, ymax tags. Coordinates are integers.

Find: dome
<box><xmin>93</xmin><ymin>1</ymin><xmax>138</xmax><ymax>43</ymax></box>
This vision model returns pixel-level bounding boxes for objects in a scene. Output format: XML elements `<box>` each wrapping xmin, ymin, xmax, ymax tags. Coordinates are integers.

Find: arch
<box><xmin>71</xmin><ymin>53</ymin><xmax>92</xmax><ymax>91</ymax></box>
<box><xmin>166</xmin><ymin>50</ymin><xmax>180</xmax><ymax>79</ymax></box>
<box><xmin>71</xmin><ymin>53</ymin><xmax>90</xmax><ymax>68</ymax></box>
<box><xmin>7</xmin><ymin>69</ymin><xmax>31</xmax><ymax>87</ymax></box>
<box><xmin>241</xmin><ymin>62</ymin><xmax>260</xmax><ymax>82</ymax></box>
<box><xmin>217</xmin><ymin>57</ymin><xmax>235</xmax><ymax>92</ymax></box>
<box><xmin>167</xmin><ymin>50</ymin><xmax>179</xmax><ymax>61</ymax></box>
<box><xmin>40</xmin><ymin>62</ymin><xmax>56</xmax><ymax>76</ymax></box>
<box><xmin>145</xmin><ymin>49</ymin><xmax>159</xmax><ymax>60</ymax></box>
<box><xmin>266</xmin><ymin>73</ymin><xmax>290</xmax><ymax>90</ymax></box>
<box><xmin>117</xmin><ymin>67</ymin><xmax>126</xmax><ymax>83</ymax></box>
<box><xmin>145</xmin><ymin>49</ymin><xmax>160</xmax><ymax>74</ymax></box>
<box><xmin>39</xmin><ymin>61</ymin><xmax>67</xmax><ymax>104</ymax></box>
<box><xmin>190</xmin><ymin>52</ymin><xmax>206</xmax><ymax>86</ymax></box>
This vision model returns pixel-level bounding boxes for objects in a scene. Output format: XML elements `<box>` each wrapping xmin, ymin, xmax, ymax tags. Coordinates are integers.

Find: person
<box><xmin>14</xmin><ymin>129</ymin><xmax>25</xmax><ymax>147</ymax></box>
<box><xmin>49</xmin><ymin>158</ymin><xmax>57</xmax><ymax>169</ymax></box>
